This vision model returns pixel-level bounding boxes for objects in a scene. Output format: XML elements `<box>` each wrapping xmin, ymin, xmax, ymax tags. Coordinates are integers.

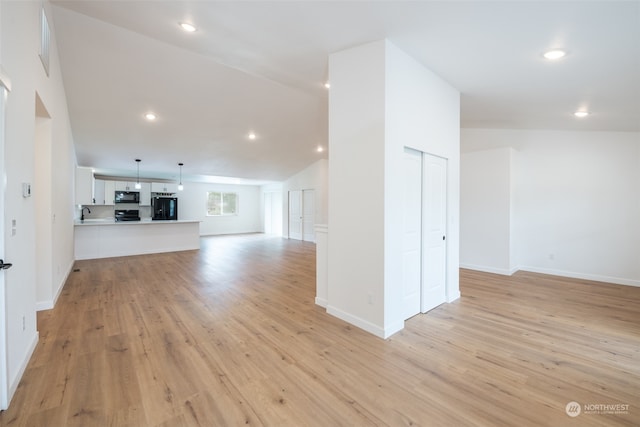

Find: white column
<box><xmin>327</xmin><ymin>40</ymin><xmax>460</xmax><ymax>338</ymax></box>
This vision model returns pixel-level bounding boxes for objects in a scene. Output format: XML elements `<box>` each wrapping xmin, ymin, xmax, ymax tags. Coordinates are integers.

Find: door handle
<box><xmin>0</xmin><ymin>259</ymin><xmax>12</xmax><ymax>270</ymax></box>
<box><xmin>442</xmin><ymin>235</ymin><xmax>446</xmax><ymax>241</ymax></box>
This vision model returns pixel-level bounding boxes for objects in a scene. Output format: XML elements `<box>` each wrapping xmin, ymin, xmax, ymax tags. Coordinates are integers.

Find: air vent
<box><xmin>39</xmin><ymin>7</ymin><xmax>50</xmax><ymax>77</ymax></box>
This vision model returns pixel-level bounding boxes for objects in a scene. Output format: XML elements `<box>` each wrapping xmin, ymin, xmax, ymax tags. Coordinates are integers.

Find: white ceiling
<box><xmin>51</xmin><ymin>1</ymin><xmax>640</xmax><ymax>183</ymax></box>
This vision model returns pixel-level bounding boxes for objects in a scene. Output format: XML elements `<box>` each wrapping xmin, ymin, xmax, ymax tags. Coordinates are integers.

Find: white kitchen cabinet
<box><xmin>74</xmin><ymin>220</ymin><xmax>200</xmax><ymax>260</ymax></box>
<box><xmin>94</xmin><ymin>179</ymin><xmax>116</xmax><ymax>205</ymax></box>
<box><xmin>151</xmin><ymin>182</ymin><xmax>178</xmax><ymax>193</ymax></box>
<box><xmin>139</xmin><ymin>182</ymin><xmax>151</xmax><ymax>206</ymax></box>
<box><xmin>75</xmin><ymin>167</ymin><xmax>94</xmax><ymax>206</ymax></box>
<box><xmin>104</xmin><ymin>181</ymin><xmax>116</xmax><ymax>205</ymax></box>
<box><xmin>93</xmin><ymin>179</ymin><xmax>105</xmax><ymax>204</ymax></box>
<box><xmin>114</xmin><ymin>181</ymin><xmax>138</xmax><ymax>191</ymax></box>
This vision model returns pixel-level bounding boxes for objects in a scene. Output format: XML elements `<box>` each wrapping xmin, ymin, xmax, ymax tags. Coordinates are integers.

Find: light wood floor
<box><xmin>1</xmin><ymin>234</ymin><xmax>638</xmax><ymax>426</ymax></box>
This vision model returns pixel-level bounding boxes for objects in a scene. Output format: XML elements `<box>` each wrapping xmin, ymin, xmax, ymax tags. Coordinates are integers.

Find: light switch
<box><xmin>22</xmin><ymin>183</ymin><xmax>31</xmax><ymax>198</ymax></box>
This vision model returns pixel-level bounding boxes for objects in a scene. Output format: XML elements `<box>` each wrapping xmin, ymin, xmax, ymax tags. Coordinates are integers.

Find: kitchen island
<box><xmin>74</xmin><ymin>219</ymin><xmax>200</xmax><ymax>260</ymax></box>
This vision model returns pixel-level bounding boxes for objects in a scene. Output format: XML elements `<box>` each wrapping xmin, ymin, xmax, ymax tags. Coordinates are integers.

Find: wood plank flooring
<box><xmin>1</xmin><ymin>233</ymin><xmax>638</xmax><ymax>426</ymax></box>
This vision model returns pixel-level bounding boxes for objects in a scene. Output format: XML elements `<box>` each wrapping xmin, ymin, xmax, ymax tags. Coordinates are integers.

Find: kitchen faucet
<box><xmin>80</xmin><ymin>206</ymin><xmax>91</xmax><ymax>222</ymax></box>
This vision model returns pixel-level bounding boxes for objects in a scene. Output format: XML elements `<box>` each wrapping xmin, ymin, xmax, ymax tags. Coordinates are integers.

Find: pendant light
<box><xmin>178</xmin><ymin>162</ymin><xmax>184</xmax><ymax>191</ymax></box>
<box><xmin>134</xmin><ymin>159</ymin><xmax>142</xmax><ymax>189</ymax></box>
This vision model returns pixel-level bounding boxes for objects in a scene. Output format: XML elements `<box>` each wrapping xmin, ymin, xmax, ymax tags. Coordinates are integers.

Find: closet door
<box><xmin>288</xmin><ymin>190</ymin><xmax>302</xmax><ymax>240</ymax></box>
<box><xmin>421</xmin><ymin>153</ymin><xmax>447</xmax><ymax>313</ymax></box>
<box><xmin>402</xmin><ymin>148</ymin><xmax>422</xmax><ymax>319</ymax></box>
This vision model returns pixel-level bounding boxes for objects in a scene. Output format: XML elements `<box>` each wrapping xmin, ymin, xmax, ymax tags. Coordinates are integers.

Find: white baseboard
<box><xmin>326</xmin><ymin>305</ymin><xmax>388</xmax><ymax>339</ymax></box>
<box><xmin>314</xmin><ymin>297</ymin><xmax>327</xmax><ymax>308</ymax></box>
<box><xmin>36</xmin><ymin>259</ymin><xmax>74</xmax><ymax>311</ymax></box>
<box><xmin>447</xmin><ymin>290</ymin><xmax>461</xmax><ymax>302</ymax></box>
<box><xmin>35</xmin><ymin>301</ymin><xmax>52</xmax><ymax>311</ymax></box>
<box><xmin>383</xmin><ymin>320</ymin><xmax>405</xmax><ymax>339</ymax></box>
<box><xmin>8</xmin><ymin>331</ymin><xmax>38</xmax><ymax>406</ymax></box>
<box><xmin>517</xmin><ymin>265</ymin><xmax>640</xmax><ymax>288</ymax></box>
<box><xmin>461</xmin><ymin>263</ymin><xmax>640</xmax><ymax>288</ymax></box>
<box><xmin>459</xmin><ymin>263</ymin><xmax>517</xmax><ymax>276</ymax></box>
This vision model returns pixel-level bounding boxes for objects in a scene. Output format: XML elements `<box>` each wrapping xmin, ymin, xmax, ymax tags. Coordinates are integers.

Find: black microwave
<box><xmin>115</xmin><ymin>191</ymin><xmax>140</xmax><ymax>204</ymax></box>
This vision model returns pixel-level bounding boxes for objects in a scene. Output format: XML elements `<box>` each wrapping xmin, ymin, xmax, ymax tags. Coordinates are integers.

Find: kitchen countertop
<box><xmin>75</xmin><ymin>218</ymin><xmax>200</xmax><ymax>226</ymax></box>
<box><xmin>75</xmin><ymin>218</ymin><xmax>201</xmax><ymax>260</ymax></box>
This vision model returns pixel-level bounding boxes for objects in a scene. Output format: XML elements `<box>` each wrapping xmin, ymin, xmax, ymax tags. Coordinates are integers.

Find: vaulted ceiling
<box><xmin>51</xmin><ymin>1</ymin><xmax>640</xmax><ymax>183</ymax></box>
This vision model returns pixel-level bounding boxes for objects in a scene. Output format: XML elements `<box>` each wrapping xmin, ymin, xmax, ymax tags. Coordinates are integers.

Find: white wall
<box><xmin>327</xmin><ymin>40</ymin><xmax>460</xmax><ymax>338</ymax></box>
<box><xmin>461</xmin><ymin>129</ymin><xmax>640</xmax><ymax>286</ymax></box>
<box><xmin>281</xmin><ymin>158</ymin><xmax>328</xmax><ymax>238</ymax></box>
<box><xmin>328</xmin><ymin>40</ymin><xmax>387</xmax><ymax>334</ymax></box>
<box><xmin>384</xmin><ymin>41</ymin><xmax>460</xmax><ymax>335</ymax></box>
<box><xmin>34</xmin><ymin>113</ymin><xmax>54</xmax><ymax>310</ymax></box>
<box><xmin>177</xmin><ymin>181</ymin><xmax>262</xmax><ymax>236</ymax></box>
<box><xmin>1</xmin><ymin>0</ymin><xmax>76</xmax><ymax>403</ymax></box>
<box><xmin>460</xmin><ymin>147</ymin><xmax>515</xmax><ymax>274</ymax></box>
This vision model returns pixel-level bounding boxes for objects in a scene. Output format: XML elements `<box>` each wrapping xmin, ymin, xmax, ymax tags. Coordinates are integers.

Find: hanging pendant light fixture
<box><xmin>135</xmin><ymin>159</ymin><xmax>142</xmax><ymax>189</ymax></box>
<box><xmin>178</xmin><ymin>162</ymin><xmax>184</xmax><ymax>191</ymax></box>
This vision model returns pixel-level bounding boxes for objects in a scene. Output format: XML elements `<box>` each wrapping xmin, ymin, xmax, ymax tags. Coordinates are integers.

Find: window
<box><xmin>39</xmin><ymin>7</ymin><xmax>51</xmax><ymax>77</ymax></box>
<box><xmin>207</xmin><ymin>191</ymin><xmax>238</xmax><ymax>216</ymax></box>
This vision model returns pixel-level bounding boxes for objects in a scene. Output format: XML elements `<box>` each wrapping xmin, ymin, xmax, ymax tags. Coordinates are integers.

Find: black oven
<box><xmin>115</xmin><ymin>209</ymin><xmax>141</xmax><ymax>222</ymax></box>
<box><xmin>115</xmin><ymin>191</ymin><xmax>140</xmax><ymax>204</ymax></box>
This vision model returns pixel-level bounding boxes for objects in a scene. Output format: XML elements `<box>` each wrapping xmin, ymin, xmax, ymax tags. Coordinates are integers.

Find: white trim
<box><xmin>36</xmin><ymin>259</ymin><xmax>74</xmax><ymax>311</ymax></box>
<box><xmin>460</xmin><ymin>263</ymin><xmax>640</xmax><ymax>288</ymax></box>
<box><xmin>326</xmin><ymin>305</ymin><xmax>403</xmax><ymax>339</ymax></box>
<box><xmin>447</xmin><ymin>290</ymin><xmax>461</xmax><ymax>303</ymax></box>
<box><xmin>459</xmin><ymin>263</ymin><xmax>518</xmax><ymax>276</ymax></box>
<box><xmin>7</xmin><ymin>332</ymin><xmax>38</xmax><ymax>406</ymax></box>
<box><xmin>314</xmin><ymin>223</ymin><xmax>328</xmax><ymax>309</ymax></box>
<box><xmin>314</xmin><ymin>297</ymin><xmax>327</xmax><ymax>308</ymax></box>
<box><xmin>0</xmin><ymin>80</ymin><xmax>8</xmax><ymax>410</ymax></box>
<box><xmin>326</xmin><ymin>305</ymin><xmax>385</xmax><ymax>338</ymax></box>
<box><xmin>35</xmin><ymin>301</ymin><xmax>52</xmax><ymax>311</ymax></box>
<box><xmin>517</xmin><ymin>266</ymin><xmax>640</xmax><ymax>288</ymax></box>
<box><xmin>383</xmin><ymin>320</ymin><xmax>404</xmax><ymax>338</ymax></box>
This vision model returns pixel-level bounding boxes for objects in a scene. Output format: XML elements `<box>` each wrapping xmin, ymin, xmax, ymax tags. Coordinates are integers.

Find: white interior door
<box><xmin>0</xmin><ymin>80</ymin><xmax>9</xmax><ymax>409</ymax></box>
<box><xmin>402</xmin><ymin>148</ymin><xmax>422</xmax><ymax>319</ymax></box>
<box><xmin>264</xmin><ymin>192</ymin><xmax>273</xmax><ymax>234</ymax></box>
<box><xmin>302</xmin><ymin>189</ymin><xmax>315</xmax><ymax>242</ymax></box>
<box><xmin>421</xmin><ymin>153</ymin><xmax>447</xmax><ymax>313</ymax></box>
<box><xmin>288</xmin><ymin>190</ymin><xmax>302</xmax><ymax>240</ymax></box>
<box><xmin>264</xmin><ymin>191</ymin><xmax>283</xmax><ymax>236</ymax></box>
<box><xmin>272</xmin><ymin>192</ymin><xmax>283</xmax><ymax>236</ymax></box>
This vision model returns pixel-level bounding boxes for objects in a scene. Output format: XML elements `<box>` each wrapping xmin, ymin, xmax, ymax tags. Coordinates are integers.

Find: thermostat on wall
<box><xmin>22</xmin><ymin>183</ymin><xmax>31</xmax><ymax>198</ymax></box>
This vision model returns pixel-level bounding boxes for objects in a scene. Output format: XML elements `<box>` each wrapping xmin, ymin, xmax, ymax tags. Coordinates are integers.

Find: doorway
<box><xmin>402</xmin><ymin>148</ymin><xmax>447</xmax><ymax>320</ymax></box>
<box><xmin>35</xmin><ymin>94</ymin><xmax>52</xmax><ymax>310</ymax></box>
<box><xmin>263</xmin><ymin>191</ymin><xmax>283</xmax><ymax>236</ymax></box>
<box><xmin>288</xmin><ymin>189</ymin><xmax>315</xmax><ymax>242</ymax></box>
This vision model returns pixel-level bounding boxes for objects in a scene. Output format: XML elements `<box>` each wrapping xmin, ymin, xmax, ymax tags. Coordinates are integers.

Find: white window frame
<box><xmin>206</xmin><ymin>191</ymin><xmax>239</xmax><ymax>217</ymax></box>
<box><xmin>39</xmin><ymin>6</ymin><xmax>51</xmax><ymax>77</ymax></box>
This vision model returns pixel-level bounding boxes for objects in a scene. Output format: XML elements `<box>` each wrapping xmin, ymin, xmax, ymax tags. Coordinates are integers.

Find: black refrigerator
<box><xmin>152</xmin><ymin>197</ymin><xmax>178</xmax><ymax>220</ymax></box>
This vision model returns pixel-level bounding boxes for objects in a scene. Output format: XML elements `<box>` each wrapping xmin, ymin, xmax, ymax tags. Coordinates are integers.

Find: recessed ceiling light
<box><xmin>179</xmin><ymin>22</ymin><xmax>197</xmax><ymax>32</ymax></box>
<box><xmin>317</xmin><ymin>146</ymin><xmax>324</xmax><ymax>153</ymax></box>
<box><xmin>324</xmin><ymin>82</ymin><xmax>331</xmax><ymax>89</ymax></box>
<box><xmin>248</xmin><ymin>132</ymin><xmax>257</xmax><ymax>140</ymax></box>
<box><xmin>145</xmin><ymin>112</ymin><xmax>157</xmax><ymax>121</ymax></box>
<box><xmin>543</xmin><ymin>49</ymin><xmax>567</xmax><ymax>60</ymax></box>
<box><xmin>574</xmin><ymin>111</ymin><xmax>590</xmax><ymax>118</ymax></box>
